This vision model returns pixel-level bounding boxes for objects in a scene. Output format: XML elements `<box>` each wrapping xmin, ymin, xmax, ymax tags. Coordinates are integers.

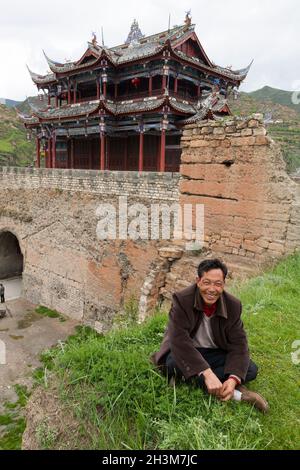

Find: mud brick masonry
<box><xmin>0</xmin><ymin>115</ymin><xmax>299</xmax><ymax>328</ymax></box>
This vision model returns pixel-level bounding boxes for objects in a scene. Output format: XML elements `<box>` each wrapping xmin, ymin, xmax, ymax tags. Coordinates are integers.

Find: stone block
<box><xmin>248</xmin><ymin>119</ymin><xmax>259</xmax><ymax>128</ymax></box>
<box><xmin>225</xmin><ymin>126</ymin><xmax>237</xmax><ymax>133</ymax></box>
<box><xmin>253</xmin><ymin>128</ymin><xmax>267</xmax><ymax>136</ymax></box>
<box><xmin>190</xmin><ymin>140</ymin><xmax>211</xmax><ymax>148</ymax></box>
<box><xmin>213</xmin><ymin>127</ymin><xmax>225</xmax><ymax>135</ymax></box>
<box><xmin>231</xmin><ymin>137</ymin><xmax>256</xmax><ymax>147</ymax></box>
<box><xmin>201</xmin><ymin>127</ymin><xmax>214</xmax><ymax>135</ymax></box>
<box><xmin>236</xmin><ymin>121</ymin><xmax>247</xmax><ymax>130</ymax></box>
<box><xmin>255</xmin><ymin>136</ymin><xmax>270</xmax><ymax>146</ymax></box>
<box><xmin>241</xmin><ymin>128</ymin><xmax>253</xmax><ymax>137</ymax></box>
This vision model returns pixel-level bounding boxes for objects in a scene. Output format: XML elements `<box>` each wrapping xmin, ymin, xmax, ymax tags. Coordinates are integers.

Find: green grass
<box><xmin>0</xmin><ymin>140</ymin><xmax>14</xmax><ymax>153</ymax></box>
<box><xmin>0</xmin><ymin>385</ymin><xmax>30</xmax><ymax>450</ymax></box>
<box><xmin>30</xmin><ymin>253</ymin><xmax>300</xmax><ymax>450</ymax></box>
<box><xmin>0</xmin><ymin>104</ymin><xmax>35</xmax><ymax>166</ymax></box>
<box><xmin>35</xmin><ymin>305</ymin><xmax>66</xmax><ymax>322</ymax></box>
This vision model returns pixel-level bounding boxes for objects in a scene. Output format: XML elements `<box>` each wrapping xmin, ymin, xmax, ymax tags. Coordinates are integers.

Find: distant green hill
<box><xmin>248</xmin><ymin>86</ymin><xmax>300</xmax><ymax>116</ymax></box>
<box><xmin>229</xmin><ymin>91</ymin><xmax>300</xmax><ymax>122</ymax></box>
<box><xmin>0</xmin><ymin>98</ymin><xmax>22</xmax><ymax>108</ymax></box>
<box><xmin>229</xmin><ymin>89</ymin><xmax>300</xmax><ymax>174</ymax></box>
<box><xmin>0</xmin><ymin>104</ymin><xmax>35</xmax><ymax>167</ymax></box>
<box><xmin>17</xmin><ymin>96</ymin><xmax>42</xmax><ymax>115</ymax></box>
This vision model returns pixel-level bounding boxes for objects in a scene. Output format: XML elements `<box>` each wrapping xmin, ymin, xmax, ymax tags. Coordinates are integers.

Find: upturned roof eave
<box><xmin>21</xmin><ymin>94</ymin><xmax>199</xmax><ymax>125</ymax></box>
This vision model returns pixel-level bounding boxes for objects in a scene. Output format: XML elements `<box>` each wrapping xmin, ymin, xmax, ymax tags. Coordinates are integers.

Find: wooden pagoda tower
<box><xmin>22</xmin><ymin>14</ymin><xmax>251</xmax><ymax>172</ymax></box>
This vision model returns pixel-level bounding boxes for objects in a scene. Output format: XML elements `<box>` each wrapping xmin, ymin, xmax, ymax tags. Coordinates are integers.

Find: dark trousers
<box><xmin>0</xmin><ymin>295</ymin><xmax>4</xmax><ymax>303</ymax></box>
<box><xmin>166</xmin><ymin>348</ymin><xmax>258</xmax><ymax>388</ymax></box>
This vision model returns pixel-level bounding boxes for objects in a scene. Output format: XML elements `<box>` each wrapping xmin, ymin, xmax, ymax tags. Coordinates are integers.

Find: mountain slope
<box><xmin>248</xmin><ymin>86</ymin><xmax>300</xmax><ymax>115</ymax></box>
<box><xmin>0</xmin><ymin>105</ymin><xmax>35</xmax><ymax>167</ymax></box>
<box><xmin>0</xmin><ymin>98</ymin><xmax>22</xmax><ymax>108</ymax></box>
<box><xmin>229</xmin><ymin>91</ymin><xmax>300</xmax><ymax>174</ymax></box>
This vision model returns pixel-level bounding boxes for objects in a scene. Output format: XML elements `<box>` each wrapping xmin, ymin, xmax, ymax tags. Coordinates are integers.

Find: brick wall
<box><xmin>0</xmin><ymin>167</ymin><xmax>179</xmax><ymax>202</ymax></box>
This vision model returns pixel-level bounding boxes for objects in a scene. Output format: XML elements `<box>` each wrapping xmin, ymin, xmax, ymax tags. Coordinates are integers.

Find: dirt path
<box><xmin>0</xmin><ymin>295</ymin><xmax>79</xmax><ymax>406</ymax></box>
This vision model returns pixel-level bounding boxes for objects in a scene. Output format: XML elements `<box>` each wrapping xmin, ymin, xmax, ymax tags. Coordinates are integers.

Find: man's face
<box><xmin>197</xmin><ymin>269</ymin><xmax>225</xmax><ymax>306</ymax></box>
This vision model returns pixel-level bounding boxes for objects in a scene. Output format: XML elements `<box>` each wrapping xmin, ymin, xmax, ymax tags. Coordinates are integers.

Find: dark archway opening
<box><xmin>0</xmin><ymin>232</ymin><xmax>24</xmax><ymax>279</ymax></box>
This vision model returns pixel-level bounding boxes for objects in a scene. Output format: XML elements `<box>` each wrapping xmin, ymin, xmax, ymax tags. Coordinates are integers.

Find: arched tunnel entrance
<box><xmin>0</xmin><ymin>232</ymin><xmax>23</xmax><ymax>279</ymax></box>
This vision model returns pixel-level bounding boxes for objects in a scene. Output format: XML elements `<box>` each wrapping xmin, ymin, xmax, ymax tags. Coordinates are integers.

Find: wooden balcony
<box><xmin>75</xmin><ymin>89</ymin><xmax>198</xmax><ymax>105</ymax></box>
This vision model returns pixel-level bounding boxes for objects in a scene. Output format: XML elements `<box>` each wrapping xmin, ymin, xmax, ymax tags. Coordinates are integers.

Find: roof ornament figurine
<box><xmin>125</xmin><ymin>19</ymin><xmax>144</xmax><ymax>45</ymax></box>
<box><xmin>185</xmin><ymin>10</ymin><xmax>192</xmax><ymax>27</ymax></box>
<box><xmin>91</xmin><ymin>32</ymin><xmax>98</xmax><ymax>47</ymax></box>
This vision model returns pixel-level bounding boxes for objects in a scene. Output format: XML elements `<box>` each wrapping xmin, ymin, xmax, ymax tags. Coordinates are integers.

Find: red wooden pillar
<box><xmin>71</xmin><ymin>139</ymin><xmax>74</xmax><ymax>168</ymax></box>
<box><xmin>162</xmin><ymin>75</ymin><xmax>167</xmax><ymax>90</ymax></box>
<box><xmin>103</xmin><ymin>82</ymin><xmax>107</xmax><ymax>98</ymax></box>
<box><xmin>36</xmin><ymin>137</ymin><xmax>41</xmax><ymax>168</ymax></box>
<box><xmin>55</xmin><ymin>95</ymin><xmax>58</xmax><ymax>108</ymax></box>
<box><xmin>156</xmin><ymin>135</ymin><xmax>160</xmax><ymax>172</ymax></box>
<box><xmin>96</xmin><ymin>80</ymin><xmax>100</xmax><ymax>99</ymax></box>
<box><xmin>68</xmin><ymin>85</ymin><xmax>71</xmax><ymax>104</ymax></box>
<box><xmin>114</xmin><ymin>83</ymin><xmax>118</xmax><ymax>99</ymax></box>
<box><xmin>197</xmin><ymin>84</ymin><xmax>201</xmax><ymax>98</ymax></box>
<box><xmin>149</xmin><ymin>76</ymin><xmax>153</xmax><ymax>96</ymax></box>
<box><xmin>52</xmin><ymin>135</ymin><xmax>56</xmax><ymax>168</ymax></box>
<box><xmin>47</xmin><ymin>139</ymin><xmax>51</xmax><ymax>168</ymax></box>
<box><xmin>100</xmin><ymin>133</ymin><xmax>105</xmax><ymax>170</ymax></box>
<box><xmin>159</xmin><ymin>129</ymin><xmax>166</xmax><ymax>172</ymax></box>
<box><xmin>139</xmin><ymin>131</ymin><xmax>144</xmax><ymax>173</ymax></box>
<box><xmin>73</xmin><ymin>84</ymin><xmax>77</xmax><ymax>104</ymax></box>
<box><xmin>174</xmin><ymin>77</ymin><xmax>178</xmax><ymax>93</ymax></box>
<box><xmin>48</xmin><ymin>93</ymin><xmax>51</xmax><ymax>106</ymax></box>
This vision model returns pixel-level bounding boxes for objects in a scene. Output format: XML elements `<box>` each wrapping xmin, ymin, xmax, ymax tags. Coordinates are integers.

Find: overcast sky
<box><xmin>0</xmin><ymin>0</ymin><xmax>299</xmax><ymax>101</ymax></box>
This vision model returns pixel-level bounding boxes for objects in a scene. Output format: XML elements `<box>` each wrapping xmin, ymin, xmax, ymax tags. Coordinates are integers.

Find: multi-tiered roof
<box><xmin>21</xmin><ymin>15</ymin><xmax>252</xmax><ymax>172</ymax></box>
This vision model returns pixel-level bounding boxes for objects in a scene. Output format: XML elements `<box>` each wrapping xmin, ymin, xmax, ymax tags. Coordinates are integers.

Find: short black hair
<box><xmin>197</xmin><ymin>258</ymin><xmax>228</xmax><ymax>280</ymax></box>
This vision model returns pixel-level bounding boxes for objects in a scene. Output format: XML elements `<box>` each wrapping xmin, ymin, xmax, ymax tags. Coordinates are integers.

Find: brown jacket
<box><xmin>151</xmin><ymin>284</ymin><xmax>250</xmax><ymax>381</ymax></box>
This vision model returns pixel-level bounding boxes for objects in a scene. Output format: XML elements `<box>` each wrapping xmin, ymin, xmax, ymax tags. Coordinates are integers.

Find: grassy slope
<box><xmin>31</xmin><ymin>254</ymin><xmax>300</xmax><ymax>450</ymax></box>
<box><xmin>229</xmin><ymin>92</ymin><xmax>300</xmax><ymax>174</ymax></box>
<box><xmin>0</xmin><ymin>104</ymin><xmax>35</xmax><ymax>166</ymax></box>
<box><xmin>0</xmin><ymin>385</ymin><xmax>30</xmax><ymax>450</ymax></box>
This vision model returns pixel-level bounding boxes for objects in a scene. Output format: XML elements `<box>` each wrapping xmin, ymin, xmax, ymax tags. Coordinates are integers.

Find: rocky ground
<box><xmin>0</xmin><ymin>279</ymin><xmax>78</xmax><ymax>406</ymax></box>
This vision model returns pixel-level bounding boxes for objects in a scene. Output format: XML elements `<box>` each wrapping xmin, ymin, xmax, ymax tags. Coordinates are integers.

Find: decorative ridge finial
<box><xmin>91</xmin><ymin>32</ymin><xmax>97</xmax><ymax>46</ymax></box>
<box><xmin>184</xmin><ymin>10</ymin><xmax>192</xmax><ymax>26</ymax></box>
<box><xmin>125</xmin><ymin>19</ymin><xmax>144</xmax><ymax>45</ymax></box>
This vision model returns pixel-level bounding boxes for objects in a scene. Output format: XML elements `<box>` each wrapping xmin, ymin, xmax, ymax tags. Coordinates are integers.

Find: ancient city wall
<box><xmin>0</xmin><ymin>167</ymin><xmax>179</xmax><ymax>201</ymax></box>
<box><xmin>0</xmin><ymin>168</ymin><xmax>179</xmax><ymax>329</ymax></box>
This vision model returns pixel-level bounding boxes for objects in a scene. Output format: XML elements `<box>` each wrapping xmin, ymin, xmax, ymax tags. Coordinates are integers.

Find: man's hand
<box><xmin>219</xmin><ymin>378</ymin><xmax>236</xmax><ymax>402</ymax></box>
<box><xmin>202</xmin><ymin>369</ymin><xmax>223</xmax><ymax>396</ymax></box>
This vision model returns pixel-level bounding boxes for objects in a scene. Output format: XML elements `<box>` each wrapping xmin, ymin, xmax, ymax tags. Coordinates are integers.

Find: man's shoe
<box><xmin>237</xmin><ymin>385</ymin><xmax>269</xmax><ymax>414</ymax></box>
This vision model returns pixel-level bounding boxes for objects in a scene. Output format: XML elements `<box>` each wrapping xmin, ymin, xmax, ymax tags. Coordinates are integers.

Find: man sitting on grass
<box><xmin>151</xmin><ymin>258</ymin><xmax>269</xmax><ymax>413</ymax></box>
